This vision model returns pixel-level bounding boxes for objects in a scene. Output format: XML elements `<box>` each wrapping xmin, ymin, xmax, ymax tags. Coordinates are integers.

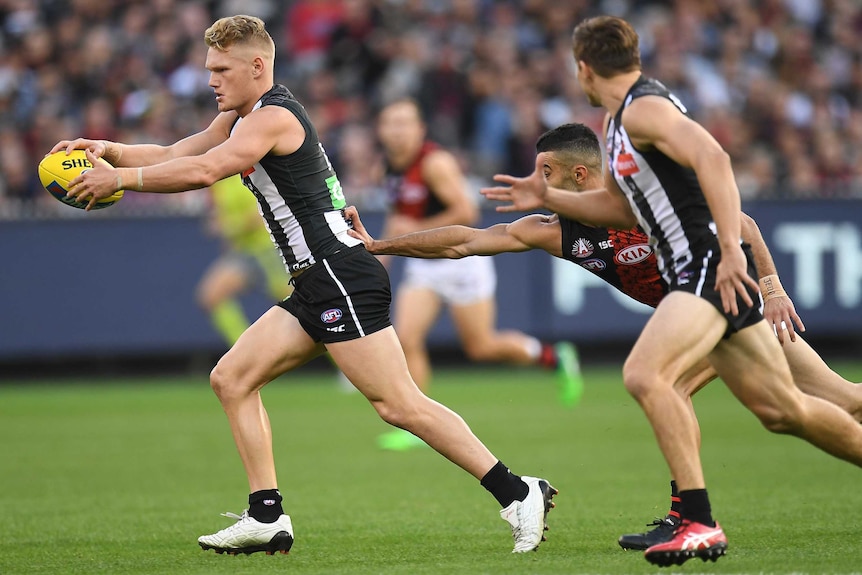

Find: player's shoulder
<box><xmin>507</xmin><ymin>213</ymin><xmax>562</xmax><ymax>251</ymax></box>
<box><xmin>243</xmin><ymin>102</ymin><xmax>305</xmax><ymax>136</ymax></box>
<box><xmin>620</xmin><ymin>95</ymin><xmax>684</xmax><ymax>142</ymax></box>
<box><xmin>252</xmin><ymin>85</ymin><xmax>307</xmax><ymax>124</ymax></box>
<box><xmin>259</xmin><ymin>84</ymin><xmax>295</xmax><ymax>106</ymax></box>
<box><xmin>628</xmin><ymin>76</ymin><xmax>672</xmax><ymax>99</ymax></box>
<box><xmin>511</xmin><ymin>212</ymin><xmax>558</xmax><ymax>230</ymax></box>
<box><xmin>420</xmin><ymin>146</ymin><xmax>462</xmax><ymax>176</ymax></box>
<box><xmin>422</xmin><ymin>144</ymin><xmax>455</xmax><ymax>164</ymax></box>
<box><xmin>623</xmin><ymin>94</ymin><xmax>679</xmax><ymax>117</ymax></box>
<box><xmin>624</xmin><ymin>76</ymin><xmax>689</xmax><ymax>122</ymax></box>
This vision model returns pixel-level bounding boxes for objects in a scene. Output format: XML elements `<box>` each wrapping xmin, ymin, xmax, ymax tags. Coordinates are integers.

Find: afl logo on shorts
<box><xmin>580</xmin><ymin>258</ymin><xmax>606</xmax><ymax>271</ymax></box>
<box><xmin>321</xmin><ymin>308</ymin><xmax>343</xmax><ymax>324</ymax></box>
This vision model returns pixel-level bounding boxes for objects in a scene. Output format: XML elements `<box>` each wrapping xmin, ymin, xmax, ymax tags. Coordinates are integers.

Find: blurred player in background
<box><xmin>482</xmin><ymin>16</ymin><xmax>862</xmax><ymax>566</ymax></box>
<box><xmin>197</xmin><ymin>174</ymin><xmax>291</xmax><ymax>346</ymax></box>
<box><xmin>53</xmin><ymin>14</ymin><xmax>557</xmax><ymax>557</ymax></box>
<box><xmin>349</xmin><ymin>120</ymin><xmax>862</xmax><ymax>552</ymax></box>
<box><xmin>375</xmin><ymin>98</ymin><xmax>583</xmax><ymax>451</ymax></box>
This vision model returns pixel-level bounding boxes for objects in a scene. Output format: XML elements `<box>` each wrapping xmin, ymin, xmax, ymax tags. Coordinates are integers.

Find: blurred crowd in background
<box><xmin>1</xmin><ymin>0</ymin><xmax>861</xmax><ymax>218</ymax></box>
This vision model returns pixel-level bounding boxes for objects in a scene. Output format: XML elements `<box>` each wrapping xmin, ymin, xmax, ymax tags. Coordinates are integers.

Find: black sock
<box><xmin>668</xmin><ymin>480</ymin><xmax>681</xmax><ymax>520</ymax></box>
<box><xmin>480</xmin><ymin>461</ymin><xmax>529</xmax><ymax>507</ymax></box>
<box><xmin>679</xmin><ymin>488</ymin><xmax>715</xmax><ymax>527</ymax></box>
<box><xmin>248</xmin><ymin>489</ymin><xmax>284</xmax><ymax>523</ymax></box>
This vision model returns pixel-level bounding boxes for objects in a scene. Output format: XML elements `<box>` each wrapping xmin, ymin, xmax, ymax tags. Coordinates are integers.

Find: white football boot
<box><xmin>198</xmin><ymin>510</ymin><xmax>294</xmax><ymax>555</ymax></box>
<box><xmin>500</xmin><ymin>476</ymin><xmax>558</xmax><ymax>553</ymax></box>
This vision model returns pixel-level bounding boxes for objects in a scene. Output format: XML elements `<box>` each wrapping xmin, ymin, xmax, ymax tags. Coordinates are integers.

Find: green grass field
<box><xmin>2</xmin><ymin>362</ymin><xmax>861</xmax><ymax>575</ymax></box>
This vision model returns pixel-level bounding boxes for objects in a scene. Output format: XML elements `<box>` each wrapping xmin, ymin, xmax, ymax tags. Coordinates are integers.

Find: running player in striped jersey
<box><xmin>52</xmin><ymin>14</ymin><xmax>556</xmax><ymax>557</ymax></box>
<box><xmin>481</xmin><ymin>16</ymin><xmax>862</xmax><ymax>566</ymax></box>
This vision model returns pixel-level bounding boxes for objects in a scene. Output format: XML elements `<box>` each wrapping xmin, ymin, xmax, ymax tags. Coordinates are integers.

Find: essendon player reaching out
<box><xmin>347</xmin><ymin>121</ymin><xmax>862</xmax><ymax>557</ymax></box>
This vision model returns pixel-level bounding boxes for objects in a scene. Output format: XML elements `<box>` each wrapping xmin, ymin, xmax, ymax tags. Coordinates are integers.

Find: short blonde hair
<box><xmin>204</xmin><ymin>15</ymin><xmax>275</xmax><ymax>59</ymax></box>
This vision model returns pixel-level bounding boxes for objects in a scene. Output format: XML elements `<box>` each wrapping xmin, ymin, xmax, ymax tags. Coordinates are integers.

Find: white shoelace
<box><xmin>221</xmin><ymin>510</ymin><xmax>248</xmax><ymax>522</ymax></box>
<box><xmin>215</xmin><ymin>510</ymin><xmax>251</xmax><ymax>536</ymax></box>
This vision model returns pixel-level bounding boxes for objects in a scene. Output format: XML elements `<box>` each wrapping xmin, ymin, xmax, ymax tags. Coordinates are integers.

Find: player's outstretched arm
<box><xmin>740</xmin><ymin>211</ymin><xmax>805</xmax><ymax>343</ymax></box>
<box><xmin>481</xmin><ymin>154</ymin><xmax>636</xmax><ymax>229</ymax></box>
<box><xmin>344</xmin><ymin>206</ymin><xmax>532</xmax><ymax>259</ymax></box>
<box><xmin>50</xmin><ymin>112</ymin><xmax>235</xmax><ymax>168</ymax></box>
<box><xmin>63</xmin><ymin>107</ymin><xmax>293</xmax><ymax>210</ymax></box>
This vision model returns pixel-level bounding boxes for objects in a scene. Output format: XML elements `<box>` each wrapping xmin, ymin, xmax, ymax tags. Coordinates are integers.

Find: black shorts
<box><xmin>668</xmin><ymin>242</ymin><xmax>762</xmax><ymax>337</ymax></box>
<box><xmin>279</xmin><ymin>244</ymin><xmax>392</xmax><ymax>343</ymax></box>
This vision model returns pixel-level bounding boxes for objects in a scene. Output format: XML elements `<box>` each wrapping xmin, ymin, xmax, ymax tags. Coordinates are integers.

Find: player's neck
<box><xmin>598</xmin><ymin>70</ymin><xmax>642</xmax><ymax>117</ymax></box>
<box><xmin>237</xmin><ymin>83</ymin><xmax>276</xmax><ymax>117</ymax></box>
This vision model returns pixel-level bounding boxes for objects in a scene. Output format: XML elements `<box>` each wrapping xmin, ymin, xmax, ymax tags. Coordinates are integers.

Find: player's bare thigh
<box><xmin>709</xmin><ymin>320</ymin><xmax>800</xmax><ymax>415</ymax></box>
<box><xmin>326</xmin><ymin>326</ymin><xmax>421</xmax><ymax>402</ymax></box>
<box><xmin>214</xmin><ymin>305</ymin><xmax>324</xmax><ymax>390</ymax></box>
<box><xmin>624</xmin><ymin>291</ymin><xmax>729</xmax><ymax>392</ymax></box>
<box><xmin>784</xmin><ymin>334</ymin><xmax>862</xmax><ymax>421</ymax></box>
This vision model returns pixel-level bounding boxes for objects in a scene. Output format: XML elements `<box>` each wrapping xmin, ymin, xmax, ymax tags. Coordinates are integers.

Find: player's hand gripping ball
<box><xmin>38</xmin><ymin>149</ymin><xmax>124</xmax><ymax>210</ymax></box>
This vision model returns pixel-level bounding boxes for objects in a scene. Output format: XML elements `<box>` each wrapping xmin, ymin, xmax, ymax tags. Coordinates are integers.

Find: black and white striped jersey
<box><xmin>232</xmin><ymin>84</ymin><xmax>361</xmax><ymax>275</ymax></box>
<box><xmin>606</xmin><ymin>75</ymin><xmax>718</xmax><ymax>287</ymax></box>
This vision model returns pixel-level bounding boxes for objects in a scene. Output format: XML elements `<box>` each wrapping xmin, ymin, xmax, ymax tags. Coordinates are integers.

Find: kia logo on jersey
<box><xmin>614</xmin><ymin>244</ymin><xmax>653</xmax><ymax>265</ymax></box>
<box><xmin>321</xmin><ymin>309</ymin><xmax>343</xmax><ymax>324</ymax></box>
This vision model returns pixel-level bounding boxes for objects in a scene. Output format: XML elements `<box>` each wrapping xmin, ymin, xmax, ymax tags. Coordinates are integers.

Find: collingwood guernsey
<box><xmin>233</xmin><ymin>84</ymin><xmax>361</xmax><ymax>275</ymax></box>
<box><xmin>606</xmin><ymin>76</ymin><xmax>718</xmax><ymax>287</ymax></box>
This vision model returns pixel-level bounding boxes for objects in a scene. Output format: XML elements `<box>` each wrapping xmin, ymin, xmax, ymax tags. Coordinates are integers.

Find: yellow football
<box><xmin>38</xmin><ymin>149</ymin><xmax>124</xmax><ymax>210</ymax></box>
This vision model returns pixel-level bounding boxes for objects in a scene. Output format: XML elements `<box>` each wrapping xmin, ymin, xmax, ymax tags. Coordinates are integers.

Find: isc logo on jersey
<box><xmin>614</xmin><ymin>244</ymin><xmax>653</xmax><ymax>265</ymax></box>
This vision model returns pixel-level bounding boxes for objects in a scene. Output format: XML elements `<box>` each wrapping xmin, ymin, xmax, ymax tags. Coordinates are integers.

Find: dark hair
<box><xmin>536</xmin><ymin>123</ymin><xmax>602</xmax><ymax>170</ymax></box>
<box><xmin>572</xmin><ymin>16</ymin><xmax>641</xmax><ymax>78</ymax></box>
